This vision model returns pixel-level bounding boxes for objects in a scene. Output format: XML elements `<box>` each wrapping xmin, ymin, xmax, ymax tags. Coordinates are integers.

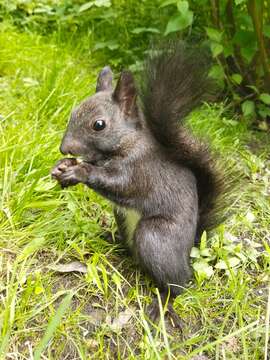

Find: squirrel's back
<box><xmin>139</xmin><ymin>41</ymin><xmax>225</xmax><ymax>238</ymax></box>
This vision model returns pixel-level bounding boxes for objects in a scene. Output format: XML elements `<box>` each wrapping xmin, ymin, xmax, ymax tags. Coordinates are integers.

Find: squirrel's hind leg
<box><xmin>133</xmin><ymin>216</ymin><xmax>194</xmax><ymax>326</ymax></box>
<box><xmin>134</xmin><ymin>216</ymin><xmax>193</xmax><ymax>296</ymax></box>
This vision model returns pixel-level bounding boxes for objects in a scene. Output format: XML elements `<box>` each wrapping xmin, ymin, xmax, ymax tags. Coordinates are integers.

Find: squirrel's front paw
<box><xmin>51</xmin><ymin>158</ymin><xmax>91</xmax><ymax>188</ymax></box>
<box><xmin>51</xmin><ymin>158</ymin><xmax>78</xmax><ymax>181</ymax></box>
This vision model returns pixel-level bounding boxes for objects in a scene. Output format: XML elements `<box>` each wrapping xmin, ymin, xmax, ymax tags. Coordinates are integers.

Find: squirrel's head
<box><xmin>60</xmin><ymin>66</ymin><xmax>142</xmax><ymax>164</ymax></box>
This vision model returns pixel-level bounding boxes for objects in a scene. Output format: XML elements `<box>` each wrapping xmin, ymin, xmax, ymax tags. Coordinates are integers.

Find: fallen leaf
<box><xmin>110</xmin><ymin>309</ymin><xmax>133</xmax><ymax>332</ymax></box>
<box><xmin>224</xmin><ymin>336</ymin><xmax>239</xmax><ymax>352</ymax></box>
<box><xmin>87</xmin><ymin>309</ymin><xmax>106</xmax><ymax>326</ymax></box>
<box><xmin>48</xmin><ymin>261</ymin><xmax>87</xmax><ymax>273</ymax></box>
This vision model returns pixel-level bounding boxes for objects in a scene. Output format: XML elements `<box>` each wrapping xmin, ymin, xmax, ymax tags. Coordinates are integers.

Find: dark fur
<box><xmin>140</xmin><ymin>41</ymin><xmax>224</xmax><ymax>237</ymax></box>
<box><xmin>51</xmin><ymin>43</ymin><xmax>226</xmax><ymax>303</ymax></box>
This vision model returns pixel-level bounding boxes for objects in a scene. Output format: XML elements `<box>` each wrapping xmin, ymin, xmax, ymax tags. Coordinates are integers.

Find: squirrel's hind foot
<box><xmin>146</xmin><ymin>296</ymin><xmax>183</xmax><ymax>330</ymax></box>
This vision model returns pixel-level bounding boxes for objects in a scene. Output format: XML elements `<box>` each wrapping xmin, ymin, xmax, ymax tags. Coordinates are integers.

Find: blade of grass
<box><xmin>264</xmin><ymin>286</ymin><xmax>270</xmax><ymax>360</ymax></box>
<box><xmin>33</xmin><ymin>291</ymin><xmax>73</xmax><ymax>360</ymax></box>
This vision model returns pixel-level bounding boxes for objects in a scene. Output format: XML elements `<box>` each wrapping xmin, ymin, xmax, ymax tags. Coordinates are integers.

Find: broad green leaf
<box><xmin>223</xmin><ymin>44</ymin><xmax>233</xmax><ymax>57</ymax></box>
<box><xmin>165</xmin><ymin>12</ymin><xmax>193</xmax><ymax>35</ymax></box>
<box><xmin>216</xmin><ymin>257</ymin><xmax>241</xmax><ymax>269</ymax></box>
<box><xmin>79</xmin><ymin>2</ymin><xmax>94</xmax><ymax>12</ymax></box>
<box><xmin>205</xmin><ymin>27</ymin><xmax>222</xmax><ymax>42</ymax></box>
<box><xmin>5</xmin><ymin>2</ymin><xmax>17</xmax><ymax>11</ymax></box>
<box><xmin>210</xmin><ymin>42</ymin><xmax>223</xmax><ymax>57</ymax></box>
<box><xmin>259</xmin><ymin>93</ymin><xmax>270</xmax><ymax>105</ymax></box>
<box><xmin>215</xmin><ymin>260</ymin><xmax>226</xmax><ymax>270</ymax></box>
<box><xmin>241</xmin><ymin>100</ymin><xmax>255</xmax><ymax>117</ymax></box>
<box><xmin>223</xmin><ymin>119</ymin><xmax>238</xmax><ymax>126</ymax></box>
<box><xmin>200</xmin><ymin>248</ymin><xmax>212</xmax><ymax>257</ymax></box>
<box><xmin>34</xmin><ymin>292</ymin><xmax>73</xmax><ymax>360</ymax></box>
<box><xmin>79</xmin><ymin>0</ymin><xmax>111</xmax><ymax>12</ymax></box>
<box><xmin>94</xmin><ymin>0</ymin><xmax>111</xmax><ymax>6</ymax></box>
<box><xmin>246</xmin><ymin>85</ymin><xmax>259</xmax><ymax>94</ymax></box>
<box><xmin>263</xmin><ymin>25</ymin><xmax>270</xmax><ymax>38</ymax></box>
<box><xmin>237</xmin><ymin>13</ymin><xmax>253</xmax><ymax>30</ymax></box>
<box><xmin>231</xmin><ymin>73</ymin><xmax>243</xmax><ymax>85</ymax></box>
<box><xmin>234</xmin><ymin>29</ymin><xmax>256</xmax><ymax>47</ymax></box>
<box><xmin>193</xmin><ymin>260</ymin><xmax>214</xmax><ymax>279</ymax></box>
<box><xmin>209</xmin><ymin>64</ymin><xmax>225</xmax><ymax>81</ymax></box>
<box><xmin>177</xmin><ymin>1</ymin><xmax>189</xmax><ymax>13</ymax></box>
<box><xmin>160</xmin><ymin>0</ymin><xmax>178</xmax><ymax>7</ymax></box>
<box><xmin>241</xmin><ymin>46</ymin><xmax>257</xmax><ymax>63</ymax></box>
<box><xmin>234</xmin><ymin>30</ymin><xmax>257</xmax><ymax>63</ymax></box>
<box><xmin>235</xmin><ymin>0</ymin><xmax>247</xmax><ymax>4</ymax></box>
<box><xmin>93</xmin><ymin>40</ymin><xmax>119</xmax><ymax>51</ymax></box>
<box><xmin>258</xmin><ymin>121</ymin><xmax>268</xmax><ymax>131</ymax></box>
<box><xmin>190</xmin><ymin>247</ymin><xmax>200</xmax><ymax>258</ymax></box>
<box><xmin>228</xmin><ymin>257</ymin><xmax>241</xmax><ymax>267</ymax></box>
<box><xmin>131</xmin><ymin>27</ymin><xmax>160</xmax><ymax>34</ymax></box>
<box><xmin>258</xmin><ymin>104</ymin><xmax>270</xmax><ymax>118</ymax></box>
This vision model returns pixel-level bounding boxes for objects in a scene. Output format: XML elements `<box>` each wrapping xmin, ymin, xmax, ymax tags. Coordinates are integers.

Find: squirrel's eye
<box><xmin>93</xmin><ymin>120</ymin><xmax>106</xmax><ymax>131</ymax></box>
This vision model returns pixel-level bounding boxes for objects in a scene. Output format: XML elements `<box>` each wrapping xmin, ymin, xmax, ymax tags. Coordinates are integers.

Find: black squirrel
<box><xmin>51</xmin><ymin>42</ymin><xmax>225</xmax><ymax>324</ymax></box>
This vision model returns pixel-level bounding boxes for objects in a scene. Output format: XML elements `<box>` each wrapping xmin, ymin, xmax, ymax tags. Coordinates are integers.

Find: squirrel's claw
<box><xmin>51</xmin><ymin>158</ymin><xmax>91</xmax><ymax>188</ymax></box>
<box><xmin>51</xmin><ymin>158</ymin><xmax>78</xmax><ymax>180</ymax></box>
<box><xmin>57</xmin><ymin>167</ymin><xmax>81</xmax><ymax>188</ymax></box>
<box><xmin>146</xmin><ymin>298</ymin><xmax>183</xmax><ymax>330</ymax></box>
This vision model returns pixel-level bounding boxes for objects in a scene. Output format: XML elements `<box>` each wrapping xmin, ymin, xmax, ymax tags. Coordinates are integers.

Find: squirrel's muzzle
<box><xmin>60</xmin><ymin>135</ymin><xmax>85</xmax><ymax>156</ymax></box>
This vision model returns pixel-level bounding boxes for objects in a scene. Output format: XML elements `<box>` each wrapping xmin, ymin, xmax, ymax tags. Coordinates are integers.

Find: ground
<box><xmin>0</xmin><ymin>22</ymin><xmax>270</xmax><ymax>359</ymax></box>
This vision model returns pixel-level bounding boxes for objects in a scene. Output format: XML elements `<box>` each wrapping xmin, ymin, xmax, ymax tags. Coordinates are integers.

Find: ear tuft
<box><xmin>96</xmin><ymin>66</ymin><xmax>113</xmax><ymax>92</ymax></box>
<box><xmin>113</xmin><ymin>71</ymin><xmax>137</xmax><ymax>114</ymax></box>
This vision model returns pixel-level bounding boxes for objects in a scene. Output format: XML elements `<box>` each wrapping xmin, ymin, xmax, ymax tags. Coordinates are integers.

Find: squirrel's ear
<box><xmin>96</xmin><ymin>66</ymin><xmax>113</xmax><ymax>92</ymax></box>
<box><xmin>113</xmin><ymin>71</ymin><xmax>137</xmax><ymax>115</ymax></box>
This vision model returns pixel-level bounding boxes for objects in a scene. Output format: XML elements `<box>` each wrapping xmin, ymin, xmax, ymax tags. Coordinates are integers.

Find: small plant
<box><xmin>161</xmin><ymin>0</ymin><xmax>270</xmax><ymax>127</ymax></box>
<box><xmin>192</xmin><ymin>225</ymin><xmax>261</xmax><ymax>284</ymax></box>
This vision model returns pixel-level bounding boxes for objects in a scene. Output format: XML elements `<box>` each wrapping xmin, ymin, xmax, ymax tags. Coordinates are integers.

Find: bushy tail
<box><xmin>140</xmin><ymin>41</ymin><xmax>213</xmax><ymax>145</ymax></box>
<box><xmin>139</xmin><ymin>41</ymin><xmax>227</xmax><ymax>236</ymax></box>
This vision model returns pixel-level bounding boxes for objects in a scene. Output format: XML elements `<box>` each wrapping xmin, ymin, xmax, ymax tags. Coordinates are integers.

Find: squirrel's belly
<box><xmin>123</xmin><ymin>208</ymin><xmax>141</xmax><ymax>246</ymax></box>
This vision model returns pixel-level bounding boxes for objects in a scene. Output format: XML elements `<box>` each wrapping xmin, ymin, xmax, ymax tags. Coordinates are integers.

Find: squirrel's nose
<box><xmin>60</xmin><ymin>140</ymin><xmax>70</xmax><ymax>155</ymax></box>
<box><xmin>60</xmin><ymin>136</ymin><xmax>81</xmax><ymax>156</ymax></box>
<box><xmin>60</xmin><ymin>144</ymin><xmax>68</xmax><ymax>155</ymax></box>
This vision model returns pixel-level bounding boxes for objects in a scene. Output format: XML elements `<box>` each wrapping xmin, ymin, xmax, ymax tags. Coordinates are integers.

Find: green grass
<box><xmin>0</xmin><ymin>22</ymin><xmax>270</xmax><ymax>359</ymax></box>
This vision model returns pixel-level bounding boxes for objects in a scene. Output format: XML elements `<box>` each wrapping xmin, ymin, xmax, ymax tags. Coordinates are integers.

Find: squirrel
<box><xmin>51</xmin><ymin>41</ymin><xmax>225</xmax><ymax>325</ymax></box>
